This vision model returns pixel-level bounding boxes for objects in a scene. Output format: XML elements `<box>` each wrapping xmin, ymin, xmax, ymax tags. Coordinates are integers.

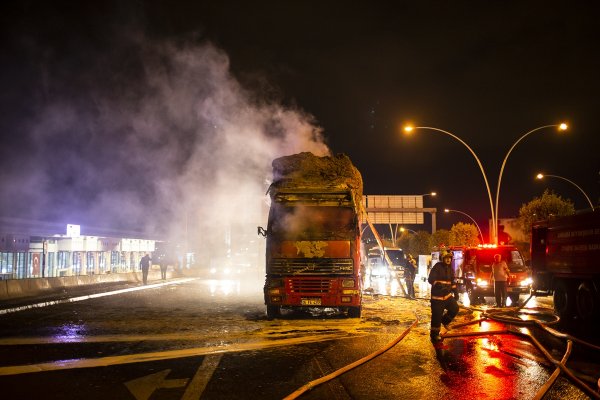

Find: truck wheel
<box><xmin>553</xmin><ymin>279</ymin><xmax>576</xmax><ymax>320</ymax></box>
<box><xmin>576</xmin><ymin>282</ymin><xmax>599</xmax><ymax>321</ymax></box>
<box><xmin>347</xmin><ymin>306</ymin><xmax>361</xmax><ymax>318</ymax></box>
<box><xmin>509</xmin><ymin>294</ymin><xmax>520</xmax><ymax>306</ymax></box>
<box><xmin>266</xmin><ymin>305</ymin><xmax>281</xmax><ymax>319</ymax></box>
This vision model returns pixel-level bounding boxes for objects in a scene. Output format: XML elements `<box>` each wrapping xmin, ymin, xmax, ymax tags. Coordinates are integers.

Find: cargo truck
<box><xmin>259</xmin><ymin>152</ymin><xmax>364</xmax><ymax>318</ymax></box>
<box><xmin>530</xmin><ymin>210</ymin><xmax>600</xmax><ymax>321</ymax></box>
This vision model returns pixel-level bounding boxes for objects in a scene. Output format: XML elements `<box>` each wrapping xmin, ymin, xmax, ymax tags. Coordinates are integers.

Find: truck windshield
<box><xmin>476</xmin><ymin>249</ymin><xmax>526</xmax><ymax>272</ymax></box>
<box><xmin>269</xmin><ymin>205</ymin><xmax>356</xmax><ymax>239</ymax></box>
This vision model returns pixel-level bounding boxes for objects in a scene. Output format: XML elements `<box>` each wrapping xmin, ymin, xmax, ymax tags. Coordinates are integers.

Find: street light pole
<box><xmin>536</xmin><ymin>173</ymin><xmax>594</xmax><ymax>210</ymax></box>
<box><xmin>400</xmin><ymin>227</ymin><xmax>417</xmax><ymax>234</ymax></box>
<box><xmin>444</xmin><ymin>208</ymin><xmax>484</xmax><ymax>243</ymax></box>
<box><xmin>404</xmin><ymin>126</ymin><xmax>495</xmax><ymax>243</ymax></box>
<box><xmin>494</xmin><ymin>124</ymin><xmax>568</xmax><ymax>243</ymax></box>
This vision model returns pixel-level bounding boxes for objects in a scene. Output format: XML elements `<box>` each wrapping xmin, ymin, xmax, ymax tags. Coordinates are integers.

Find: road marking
<box><xmin>0</xmin><ymin>333</ymin><xmax>362</xmax><ymax>376</ymax></box>
<box><xmin>125</xmin><ymin>369</ymin><xmax>188</xmax><ymax>400</ymax></box>
<box><xmin>181</xmin><ymin>354</ymin><xmax>222</xmax><ymax>400</ymax></box>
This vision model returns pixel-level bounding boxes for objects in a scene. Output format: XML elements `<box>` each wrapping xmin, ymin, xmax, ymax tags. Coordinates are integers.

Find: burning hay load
<box><xmin>268</xmin><ymin>152</ymin><xmax>363</xmax><ymax>205</ymax></box>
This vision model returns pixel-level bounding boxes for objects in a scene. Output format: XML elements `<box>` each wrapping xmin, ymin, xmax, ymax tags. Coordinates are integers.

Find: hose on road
<box><xmin>282</xmin><ymin>312</ymin><xmax>419</xmax><ymax>400</ymax></box>
<box><xmin>444</xmin><ymin>294</ymin><xmax>600</xmax><ymax>399</ymax></box>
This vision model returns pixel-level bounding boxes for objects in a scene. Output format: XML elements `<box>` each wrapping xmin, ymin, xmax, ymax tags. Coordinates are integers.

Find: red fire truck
<box><xmin>531</xmin><ymin>210</ymin><xmax>600</xmax><ymax>320</ymax></box>
<box><xmin>434</xmin><ymin>244</ymin><xmax>532</xmax><ymax>306</ymax></box>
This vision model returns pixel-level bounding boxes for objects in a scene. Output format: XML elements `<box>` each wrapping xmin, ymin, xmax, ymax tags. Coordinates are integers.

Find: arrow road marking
<box><xmin>182</xmin><ymin>354</ymin><xmax>222</xmax><ymax>400</ymax></box>
<box><xmin>125</xmin><ymin>369</ymin><xmax>188</xmax><ymax>400</ymax></box>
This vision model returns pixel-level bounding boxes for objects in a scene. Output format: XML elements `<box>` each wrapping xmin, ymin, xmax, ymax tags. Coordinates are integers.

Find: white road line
<box><xmin>0</xmin><ymin>333</ymin><xmax>361</xmax><ymax>376</ymax></box>
<box><xmin>181</xmin><ymin>354</ymin><xmax>223</xmax><ymax>400</ymax></box>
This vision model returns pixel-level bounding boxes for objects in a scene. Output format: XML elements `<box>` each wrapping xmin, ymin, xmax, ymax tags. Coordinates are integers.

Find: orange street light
<box><xmin>444</xmin><ymin>208</ymin><xmax>484</xmax><ymax>243</ymax></box>
<box><xmin>403</xmin><ymin>124</ymin><xmax>495</xmax><ymax>242</ymax></box>
<box><xmin>536</xmin><ymin>173</ymin><xmax>594</xmax><ymax>210</ymax></box>
<box><xmin>494</xmin><ymin>123</ymin><xmax>568</xmax><ymax>243</ymax></box>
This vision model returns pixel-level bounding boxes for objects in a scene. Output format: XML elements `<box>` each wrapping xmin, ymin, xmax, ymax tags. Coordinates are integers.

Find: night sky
<box><xmin>1</xmin><ymin>1</ymin><xmax>599</xmax><ymax>240</ymax></box>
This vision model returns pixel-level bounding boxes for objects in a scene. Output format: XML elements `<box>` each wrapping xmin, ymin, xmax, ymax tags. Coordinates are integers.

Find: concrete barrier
<box><xmin>0</xmin><ymin>268</ymin><xmax>200</xmax><ymax>302</ymax></box>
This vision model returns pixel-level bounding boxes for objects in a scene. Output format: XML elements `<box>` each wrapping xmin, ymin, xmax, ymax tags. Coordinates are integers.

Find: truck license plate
<box><xmin>301</xmin><ymin>298</ymin><xmax>322</xmax><ymax>306</ymax></box>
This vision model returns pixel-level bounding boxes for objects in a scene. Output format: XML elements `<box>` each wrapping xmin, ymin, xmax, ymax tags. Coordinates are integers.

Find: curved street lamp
<box><xmin>405</xmin><ymin>123</ymin><xmax>568</xmax><ymax>244</ymax></box>
<box><xmin>444</xmin><ymin>208</ymin><xmax>484</xmax><ymax>243</ymax></box>
<box><xmin>536</xmin><ymin>173</ymin><xmax>594</xmax><ymax>210</ymax></box>
<box><xmin>399</xmin><ymin>227</ymin><xmax>417</xmax><ymax>234</ymax></box>
<box><xmin>422</xmin><ymin>192</ymin><xmax>437</xmax><ymax>197</ymax></box>
<box><xmin>404</xmin><ymin>125</ymin><xmax>495</xmax><ymax>242</ymax></box>
<box><xmin>494</xmin><ymin>124</ymin><xmax>568</xmax><ymax>243</ymax></box>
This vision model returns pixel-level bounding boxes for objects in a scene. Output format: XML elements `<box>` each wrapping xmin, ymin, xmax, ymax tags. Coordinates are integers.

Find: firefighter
<box><xmin>428</xmin><ymin>250</ymin><xmax>459</xmax><ymax>347</ymax></box>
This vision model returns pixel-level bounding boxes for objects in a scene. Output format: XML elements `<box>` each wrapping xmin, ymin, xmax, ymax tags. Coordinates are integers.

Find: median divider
<box><xmin>0</xmin><ymin>269</ymin><xmax>200</xmax><ymax>302</ymax></box>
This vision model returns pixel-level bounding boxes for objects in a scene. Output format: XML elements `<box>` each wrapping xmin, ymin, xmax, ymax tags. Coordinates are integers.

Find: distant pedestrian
<box><xmin>490</xmin><ymin>253</ymin><xmax>510</xmax><ymax>307</ymax></box>
<box><xmin>404</xmin><ymin>254</ymin><xmax>417</xmax><ymax>299</ymax></box>
<box><xmin>160</xmin><ymin>259</ymin><xmax>168</xmax><ymax>280</ymax></box>
<box><xmin>428</xmin><ymin>250</ymin><xmax>459</xmax><ymax>348</ymax></box>
<box><xmin>140</xmin><ymin>254</ymin><xmax>151</xmax><ymax>285</ymax></box>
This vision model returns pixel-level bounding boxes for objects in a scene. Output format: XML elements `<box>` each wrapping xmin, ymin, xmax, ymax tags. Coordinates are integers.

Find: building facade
<box><xmin>0</xmin><ymin>232</ymin><xmax>156</xmax><ymax>280</ymax></box>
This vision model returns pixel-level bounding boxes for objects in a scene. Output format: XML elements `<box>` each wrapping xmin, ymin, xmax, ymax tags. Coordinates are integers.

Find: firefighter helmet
<box><xmin>441</xmin><ymin>250</ymin><xmax>453</xmax><ymax>260</ymax></box>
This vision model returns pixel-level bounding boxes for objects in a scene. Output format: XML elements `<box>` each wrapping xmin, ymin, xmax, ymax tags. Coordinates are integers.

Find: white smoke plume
<box><xmin>1</xmin><ymin>34</ymin><xmax>331</xmax><ymax>266</ymax></box>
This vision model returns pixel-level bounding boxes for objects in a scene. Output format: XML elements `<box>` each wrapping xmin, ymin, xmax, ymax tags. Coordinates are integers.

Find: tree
<box><xmin>410</xmin><ymin>230</ymin><xmax>433</xmax><ymax>256</ymax></box>
<box><xmin>430</xmin><ymin>229</ymin><xmax>450</xmax><ymax>250</ymax></box>
<box><xmin>518</xmin><ymin>189</ymin><xmax>575</xmax><ymax>235</ymax></box>
<box><xmin>449</xmin><ymin>222</ymin><xmax>480</xmax><ymax>246</ymax></box>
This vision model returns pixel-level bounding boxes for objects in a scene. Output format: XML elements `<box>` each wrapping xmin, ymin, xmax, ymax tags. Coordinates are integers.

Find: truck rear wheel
<box><xmin>347</xmin><ymin>306</ymin><xmax>361</xmax><ymax>318</ymax></box>
<box><xmin>553</xmin><ymin>279</ymin><xmax>576</xmax><ymax>320</ymax></box>
<box><xmin>576</xmin><ymin>282</ymin><xmax>599</xmax><ymax>321</ymax></box>
<box><xmin>266</xmin><ymin>305</ymin><xmax>281</xmax><ymax>319</ymax></box>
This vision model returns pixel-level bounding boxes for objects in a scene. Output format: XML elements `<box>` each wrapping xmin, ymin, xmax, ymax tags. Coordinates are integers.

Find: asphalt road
<box><xmin>0</xmin><ymin>276</ymin><xmax>598</xmax><ymax>400</ymax></box>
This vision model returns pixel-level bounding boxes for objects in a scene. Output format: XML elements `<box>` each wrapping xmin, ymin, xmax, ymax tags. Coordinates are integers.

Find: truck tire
<box><xmin>576</xmin><ymin>282</ymin><xmax>599</xmax><ymax>321</ymax></box>
<box><xmin>266</xmin><ymin>305</ymin><xmax>281</xmax><ymax>319</ymax></box>
<box><xmin>509</xmin><ymin>294</ymin><xmax>520</xmax><ymax>306</ymax></box>
<box><xmin>347</xmin><ymin>306</ymin><xmax>361</xmax><ymax>318</ymax></box>
<box><xmin>553</xmin><ymin>279</ymin><xmax>576</xmax><ymax>320</ymax></box>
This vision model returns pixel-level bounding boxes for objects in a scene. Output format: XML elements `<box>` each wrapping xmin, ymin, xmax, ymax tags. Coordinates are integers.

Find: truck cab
<box><xmin>460</xmin><ymin>244</ymin><xmax>531</xmax><ymax>306</ymax></box>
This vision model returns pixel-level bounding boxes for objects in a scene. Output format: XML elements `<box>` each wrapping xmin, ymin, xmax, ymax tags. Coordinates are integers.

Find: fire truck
<box><xmin>531</xmin><ymin>210</ymin><xmax>600</xmax><ymax>321</ymax></box>
<box><xmin>434</xmin><ymin>244</ymin><xmax>532</xmax><ymax>305</ymax></box>
<box><xmin>259</xmin><ymin>153</ymin><xmax>363</xmax><ymax>318</ymax></box>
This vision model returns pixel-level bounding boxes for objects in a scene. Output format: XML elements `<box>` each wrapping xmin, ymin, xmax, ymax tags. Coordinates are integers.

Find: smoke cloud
<box><xmin>0</xmin><ymin>31</ymin><xmax>330</xmax><ymax>266</ymax></box>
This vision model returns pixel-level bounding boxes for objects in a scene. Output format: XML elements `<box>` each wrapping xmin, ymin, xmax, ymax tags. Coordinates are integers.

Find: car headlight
<box><xmin>476</xmin><ymin>278</ymin><xmax>489</xmax><ymax>287</ymax></box>
<box><xmin>267</xmin><ymin>279</ymin><xmax>283</xmax><ymax>288</ymax></box>
<box><xmin>341</xmin><ymin>279</ymin><xmax>355</xmax><ymax>288</ymax></box>
<box><xmin>521</xmin><ymin>278</ymin><xmax>533</xmax><ymax>286</ymax></box>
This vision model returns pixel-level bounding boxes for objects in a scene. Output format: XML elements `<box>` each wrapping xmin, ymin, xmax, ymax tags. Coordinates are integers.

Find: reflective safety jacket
<box><xmin>428</xmin><ymin>261</ymin><xmax>456</xmax><ymax>300</ymax></box>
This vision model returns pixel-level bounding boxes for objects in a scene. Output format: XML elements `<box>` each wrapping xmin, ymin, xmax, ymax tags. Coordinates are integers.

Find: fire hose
<box><xmin>282</xmin><ymin>312</ymin><xmax>419</xmax><ymax>400</ymax></box>
<box><xmin>445</xmin><ymin>293</ymin><xmax>600</xmax><ymax>399</ymax></box>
